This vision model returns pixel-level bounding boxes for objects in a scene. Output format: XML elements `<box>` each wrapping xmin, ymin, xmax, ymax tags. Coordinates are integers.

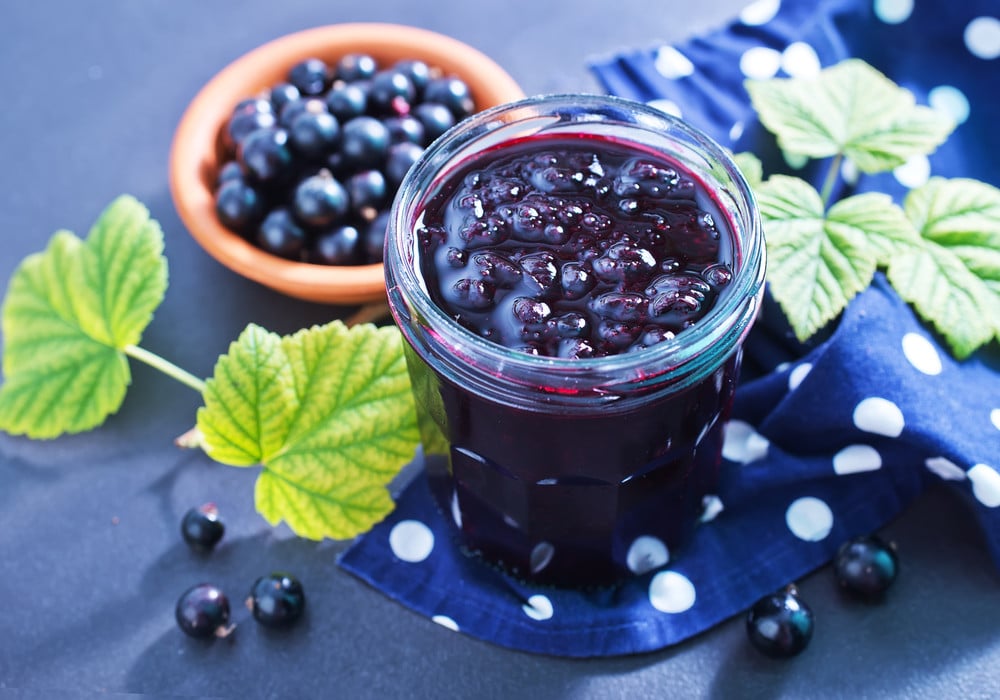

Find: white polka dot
<box><xmin>648</xmin><ymin>571</ymin><xmax>697</xmax><ymax>613</ymax></box>
<box><xmin>529</xmin><ymin>542</ymin><xmax>555</xmax><ymax>574</ymax></box>
<box><xmin>522</xmin><ymin>594</ymin><xmax>553</xmax><ymax>621</ymax></box>
<box><xmin>928</xmin><ymin>85</ymin><xmax>970</xmax><ymax>125</ymax></box>
<box><xmin>968</xmin><ymin>464</ymin><xmax>1000</xmax><ymax>507</ymax></box>
<box><xmin>654</xmin><ymin>46</ymin><xmax>695</xmax><ymax>79</ymax></box>
<box><xmin>740</xmin><ymin>46</ymin><xmax>782</xmax><ymax>80</ymax></box>
<box><xmin>786</xmin><ymin>496</ymin><xmax>833</xmax><ymax>541</ymax></box>
<box><xmin>647</xmin><ymin>99</ymin><xmax>682</xmax><ymax>118</ymax></box>
<box><xmin>432</xmin><ymin>615</ymin><xmax>459</xmax><ymax>631</ymax></box>
<box><xmin>450</xmin><ymin>491</ymin><xmax>462</xmax><ymax>529</ymax></box>
<box><xmin>902</xmin><ymin>332</ymin><xmax>942</xmax><ymax>375</ymax></box>
<box><xmin>873</xmin><ymin>0</ymin><xmax>914</xmax><ymax>24</ymax></box>
<box><xmin>853</xmin><ymin>397</ymin><xmax>905</xmax><ymax>437</ymax></box>
<box><xmin>740</xmin><ymin>0</ymin><xmax>781</xmax><ymax>26</ymax></box>
<box><xmin>841</xmin><ymin>157</ymin><xmax>859</xmax><ymax>185</ymax></box>
<box><xmin>722</xmin><ymin>420</ymin><xmax>770</xmax><ymax>463</ymax></box>
<box><xmin>833</xmin><ymin>444</ymin><xmax>883</xmax><ymax>475</ymax></box>
<box><xmin>729</xmin><ymin>121</ymin><xmax>746</xmax><ymax>142</ymax></box>
<box><xmin>700</xmin><ymin>494</ymin><xmax>725</xmax><ymax>522</ymax></box>
<box><xmin>789</xmin><ymin>362</ymin><xmax>813</xmax><ymax>390</ymax></box>
<box><xmin>968</xmin><ymin>464</ymin><xmax>1000</xmax><ymax>508</ymax></box>
<box><xmin>925</xmin><ymin>456</ymin><xmax>967</xmax><ymax>481</ymax></box>
<box><xmin>781</xmin><ymin>42</ymin><xmax>821</xmax><ymax>77</ymax></box>
<box><xmin>388</xmin><ymin>520</ymin><xmax>435</xmax><ymax>562</ymax></box>
<box><xmin>991</xmin><ymin>408</ymin><xmax>1000</xmax><ymax>431</ymax></box>
<box><xmin>627</xmin><ymin>536</ymin><xmax>670</xmax><ymax>575</ymax></box>
<box><xmin>964</xmin><ymin>16</ymin><xmax>1000</xmax><ymax>60</ymax></box>
<box><xmin>894</xmin><ymin>154</ymin><xmax>930</xmax><ymax>188</ymax></box>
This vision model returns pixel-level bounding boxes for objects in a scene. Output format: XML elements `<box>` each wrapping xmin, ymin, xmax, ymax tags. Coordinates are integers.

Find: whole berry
<box><xmin>334</xmin><ymin>53</ymin><xmax>378</xmax><ymax>82</ymax></box>
<box><xmin>247</xmin><ymin>573</ymin><xmax>306</xmax><ymax>628</ymax></box>
<box><xmin>214</xmin><ymin>179</ymin><xmax>264</xmax><ymax>235</ymax></box>
<box><xmin>175</xmin><ymin>583</ymin><xmax>232</xmax><ymax>639</ymax></box>
<box><xmin>833</xmin><ymin>534</ymin><xmax>899</xmax><ymax>600</ymax></box>
<box><xmin>292</xmin><ymin>171</ymin><xmax>349</xmax><ymax>228</ymax></box>
<box><xmin>288</xmin><ymin>57</ymin><xmax>329</xmax><ymax>96</ymax></box>
<box><xmin>746</xmin><ymin>585</ymin><xmax>814</xmax><ymax>659</ymax></box>
<box><xmin>288</xmin><ymin>110</ymin><xmax>341</xmax><ymax>160</ymax></box>
<box><xmin>309</xmin><ymin>224</ymin><xmax>363</xmax><ymax>265</ymax></box>
<box><xmin>256</xmin><ymin>208</ymin><xmax>307</xmax><ymax>259</ymax></box>
<box><xmin>340</xmin><ymin>116</ymin><xmax>390</xmax><ymax>170</ymax></box>
<box><xmin>180</xmin><ymin>503</ymin><xmax>225</xmax><ymax>552</ymax></box>
<box><xmin>238</xmin><ymin>127</ymin><xmax>293</xmax><ymax>185</ymax></box>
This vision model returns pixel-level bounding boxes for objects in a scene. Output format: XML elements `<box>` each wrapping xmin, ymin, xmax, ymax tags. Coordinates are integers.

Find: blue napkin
<box><xmin>339</xmin><ymin>0</ymin><xmax>1000</xmax><ymax>657</ymax></box>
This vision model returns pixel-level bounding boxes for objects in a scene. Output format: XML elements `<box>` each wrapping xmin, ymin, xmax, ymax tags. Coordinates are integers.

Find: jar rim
<box><xmin>385</xmin><ymin>93</ymin><xmax>765</xmax><ymax>398</ymax></box>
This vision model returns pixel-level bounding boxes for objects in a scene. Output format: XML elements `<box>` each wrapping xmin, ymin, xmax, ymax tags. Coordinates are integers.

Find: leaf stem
<box><xmin>820</xmin><ymin>153</ymin><xmax>844</xmax><ymax>207</ymax></box>
<box><xmin>124</xmin><ymin>344</ymin><xmax>206</xmax><ymax>394</ymax></box>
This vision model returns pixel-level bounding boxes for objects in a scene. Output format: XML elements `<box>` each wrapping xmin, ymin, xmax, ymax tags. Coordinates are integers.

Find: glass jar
<box><xmin>384</xmin><ymin>94</ymin><xmax>765</xmax><ymax>586</ymax></box>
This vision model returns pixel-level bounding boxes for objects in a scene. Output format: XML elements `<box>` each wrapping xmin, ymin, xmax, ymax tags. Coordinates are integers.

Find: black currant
<box><xmin>325</xmin><ymin>83</ymin><xmax>368</xmax><ymax>122</ymax></box>
<box><xmin>256</xmin><ymin>207</ymin><xmax>307</xmax><ymax>259</ymax></box>
<box><xmin>180</xmin><ymin>503</ymin><xmax>225</xmax><ymax>552</ymax></box>
<box><xmin>368</xmin><ymin>70</ymin><xmax>416</xmax><ymax>114</ymax></box>
<box><xmin>288</xmin><ymin>110</ymin><xmax>341</xmax><ymax>160</ymax></box>
<box><xmin>833</xmin><ymin>535</ymin><xmax>899</xmax><ymax>600</ymax></box>
<box><xmin>237</xmin><ymin>127</ymin><xmax>293</xmax><ymax>184</ymax></box>
<box><xmin>215</xmin><ymin>160</ymin><xmax>245</xmax><ymax>187</ymax></box>
<box><xmin>393</xmin><ymin>59</ymin><xmax>432</xmax><ymax>95</ymax></box>
<box><xmin>363</xmin><ymin>211</ymin><xmax>391</xmax><ymax>263</ymax></box>
<box><xmin>385</xmin><ymin>141</ymin><xmax>424</xmax><ymax>187</ymax></box>
<box><xmin>423</xmin><ymin>77</ymin><xmax>475</xmax><ymax>119</ymax></box>
<box><xmin>278</xmin><ymin>96</ymin><xmax>327</xmax><ymax>129</ymax></box>
<box><xmin>412</xmin><ymin>102</ymin><xmax>456</xmax><ymax>144</ymax></box>
<box><xmin>384</xmin><ymin>115</ymin><xmax>426</xmax><ymax>146</ymax></box>
<box><xmin>267</xmin><ymin>82</ymin><xmax>301</xmax><ymax>115</ymax></box>
<box><xmin>176</xmin><ymin>583</ymin><xmax>232</xmax><ymax>639</ymax></box>
<box><xmin>346</xmin><ymin>169</ymin><xmax>387</xmax><ymax>215</ymax></box>
<box><xmin>309</xmin><ymin>224</ymin><xmax>363</xmax><ymax>265</ymax></box>
<box><xmin>340</xmin><ymin>116</ymin><xmax>390</xmax><ymax>170</ymax></box>
<box><xmin>247</xmin><ymin>573</ymin><xmax>306</xmax><ymax>628</ymax></box>
<box><xmin>288</xmin><ymin>57</ymin><xmax>329</xmax><ymax>95</ymax></box>
<box><xmin>214</xmin><ymin>179</ymin><xmax>265</xmax><ymax>235</ymax></box>
<box><xmin>334</xmin><ymin>53</ymin><xmax>378</xmax><ymax>82</ymax></box>
<box><xmin>292</xmin><ymin>171</ymin><xmax>349</xmax><ymax>228</ymax></box>
<box><xmin>226</xmin><ymin>104</ymin><xmax>277</xmax><ymax>153</ymax></box>
<box><xmin>746</xmin><ymin>585</ymin><xmax>814</xmax><ymax>659</ymax></box>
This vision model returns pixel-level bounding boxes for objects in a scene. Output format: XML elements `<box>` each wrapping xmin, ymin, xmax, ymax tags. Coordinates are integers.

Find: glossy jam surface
<box><xmin>415</xmin><ymin>134</ymin><xmax>732</xmax><ymax>358</ymax></box>
<box><xmin>405</xmin><ymin>134</ymin><xmax>741</xmax><ymax>586</ymax></box>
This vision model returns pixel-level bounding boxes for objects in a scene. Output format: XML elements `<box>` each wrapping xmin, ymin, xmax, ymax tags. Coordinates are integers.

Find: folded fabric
<box><xmin>339</xmin><ymin>0</ymin><xmax>1000</xmax><ymax>657</ymax></box>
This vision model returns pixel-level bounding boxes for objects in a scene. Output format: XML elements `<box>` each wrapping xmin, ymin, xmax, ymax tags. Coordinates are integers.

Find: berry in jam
<box><xmin>416</xmin><ymin>135</ymin><xmax>732</xmax><ymax>358</ymax></box>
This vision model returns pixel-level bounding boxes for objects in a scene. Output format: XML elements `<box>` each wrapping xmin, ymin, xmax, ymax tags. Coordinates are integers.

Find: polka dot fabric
<box><xmin>338</xmin><ymin>0</ymin><xmax>1000</xmax><ymax>658</ymax></box>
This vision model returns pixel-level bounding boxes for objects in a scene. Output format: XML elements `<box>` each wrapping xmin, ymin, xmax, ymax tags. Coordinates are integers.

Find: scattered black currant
<box><xmin>176</xmin><ymin>583</ymin><xmax>233</xmax><ymax>639</ymax></box>
<box><xmin>247</xmin><ymin>573</ymin><xmax>306</xmax><ymax>628</ymax></box>
<box><xmin>833</xmin><ymin>534</ymin><xmax>899</xmax><ymax>600</ymax></box>
<box><xmin>180</xmin><ymin>503</ymin><xmax>225</xmax><ymax>552</ymax></box>
<box><xmin>746</xmin><ymin>585</ymin><xmax>814</xmax><ymax>659</ymax></box>
<box><xmin>212</xmin><ymin>54</ymin><xmax>477</xmax><ymax>265</ymax></box>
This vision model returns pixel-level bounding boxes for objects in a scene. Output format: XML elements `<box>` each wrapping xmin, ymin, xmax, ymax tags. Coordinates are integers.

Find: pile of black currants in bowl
<box><xmin>213</xmin><ymin>54</ymin><xmax>477</xmax><ymax>265</ymax></box>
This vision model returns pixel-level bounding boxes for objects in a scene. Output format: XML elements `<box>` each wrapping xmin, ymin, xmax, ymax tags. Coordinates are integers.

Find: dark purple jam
<box><xmin>406</xmin><ymin>133</ymin><xmax>742</xmax><ymax>586</ymax></box>
<box><xmin>415</xmin><ymin>134</ymin><xmax>732</xmax><ymax>358</ymax></box>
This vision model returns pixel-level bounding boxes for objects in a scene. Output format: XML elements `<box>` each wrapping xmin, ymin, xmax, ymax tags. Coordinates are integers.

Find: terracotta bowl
<box><xmin>169</xmin><ymin>23</ymin><xmax>524</xmax><ymax>305</ymax></box>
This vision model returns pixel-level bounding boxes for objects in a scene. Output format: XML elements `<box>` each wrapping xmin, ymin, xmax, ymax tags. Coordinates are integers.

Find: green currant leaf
<box><xmin>0</xmin><ymin>196</ymin><xmax>167</xmax><ymax>438</ymax></box>
<box><xmin>887</xmin><ymin>177</ymin><xmax>1000</xmax><ymax>358</ymax></box>
<box><xmin>197</xmin><ymin>321</ymin><xmax>420</xmax><ymax>540</ymax></box>
<box><xmin>828</xmin><ymin>192</ymin><xmax>920</xmax><ymax>264</ymax></box>
<box><xmin>732</xmin><ymin>151</ymin><xmax>764</xmax><ymax>188</ymax></box>
<box><xmin>758</xmin><ymin>175</ymin><xmax>877</xmax><ymax>341</ymax></box>
<box><xmin>746</xmin><ymin>59</ymin><xmax>954</xmax><ymax>174</ymax></box>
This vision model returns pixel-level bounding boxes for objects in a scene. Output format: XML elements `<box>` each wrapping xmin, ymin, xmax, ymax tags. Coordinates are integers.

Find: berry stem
<box><xmin>124</xmin><ymin>344</ymin><xmax>207</xmax><ymax>394</ymax></box>
<box><xmin>819</xmin><ymin>153</ymin><xmax>844</xmax><ymax>208</ymax></box>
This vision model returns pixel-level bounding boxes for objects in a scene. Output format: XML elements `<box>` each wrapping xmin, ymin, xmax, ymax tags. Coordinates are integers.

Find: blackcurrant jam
<box><xmin>385</xmin><ymin>95</ymin><xmax>765</xmax><ymax>586</ymax></box>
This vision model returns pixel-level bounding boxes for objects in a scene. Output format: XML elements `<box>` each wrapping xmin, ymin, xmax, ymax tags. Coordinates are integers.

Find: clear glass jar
<box><xmin>385</xmin><ymin>94</ymin><xmax>765</xmax><ymax>586</ymax></box>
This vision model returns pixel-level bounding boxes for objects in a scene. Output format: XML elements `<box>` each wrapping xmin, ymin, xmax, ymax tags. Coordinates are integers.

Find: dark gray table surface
<box><xmin>2</xmin><ymin>1</ymin><xmax>998</xmax><ymax>697</ymax></box>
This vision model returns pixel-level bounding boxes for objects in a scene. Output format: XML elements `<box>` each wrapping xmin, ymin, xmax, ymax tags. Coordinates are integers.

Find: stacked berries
<box><xmin>213</xmin><ymin>54</ymin><xmax>476</xmax><ymax>265</ymax></box>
